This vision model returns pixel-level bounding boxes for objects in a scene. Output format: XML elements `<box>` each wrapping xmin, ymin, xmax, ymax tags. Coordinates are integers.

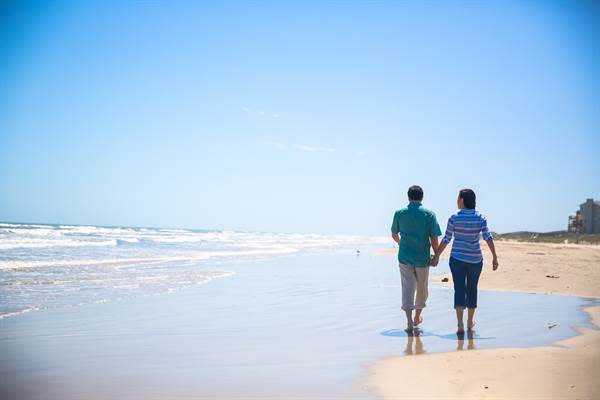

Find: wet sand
<box><xmin>2</xmin><ymin>248</ymin><xmax>596</xmax><ymax>400</ymax></box>
<box><xmin>365</xmin><ymin>241</ymin><xmax>600</xmax><ymax>399</ymax></box>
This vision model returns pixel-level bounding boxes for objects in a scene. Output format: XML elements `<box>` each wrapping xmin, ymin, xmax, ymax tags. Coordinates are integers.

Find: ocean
<box><xmin>0</xmin><ymin>222</ymin><xmax>387</xmax><ymax>320</ymax></box>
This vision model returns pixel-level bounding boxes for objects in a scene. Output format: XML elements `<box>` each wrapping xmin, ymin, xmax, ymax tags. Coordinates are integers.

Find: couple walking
<box><xmin>391</xmin><ymin>185</ymin><xmax>499</xmax><ymax>333</ymax></box>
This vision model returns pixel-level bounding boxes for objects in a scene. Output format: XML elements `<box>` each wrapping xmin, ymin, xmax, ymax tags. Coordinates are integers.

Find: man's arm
<box><xmin>428</xmin><ymin>213</ymin><xmax>443</xmax><ymax>266</ymax></box>
<box><xmin>429</xmin><ymin>236</ymin><xmax>440</xmax><ymax>266</ymax></box>
<box><xmin>391</xmin><ymin>211</ymin><xmax>400</xmax><ymax>245</ymax></box>
<box><xmin>430</xmin><ymin>236</ymin><xmax>440</xmax><ymax>254</ymax></box>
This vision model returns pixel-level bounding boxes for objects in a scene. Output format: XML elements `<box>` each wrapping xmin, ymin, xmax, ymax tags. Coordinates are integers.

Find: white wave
<box><xmin>0</xmin><ymin>223</ymin><xmax>51</xmax><ymax>229</ymax></box>
<box><xmin>0</xmin><ymin>306</ymin><xmax>40</xmax><ymax>319</ymax></box>
<box><xmin>3</xmin><ymin>223</ymin><xmax>389</xmax><ymax>250</ymax></box>
<box><xmin>0</xmin><ymin>256</ymin><xmax>163</xmax><ymax>270</ymax></box>
<box><xmin>0</xmin><ymin>247</ymin><xmax>300</xmax><ymax>271</ymax></box>
<box><xmin>58</xmin><ymin>225</ymin><xmax>137</xmax><ymax>235</ymax></box>
<box><xmin>0</xmin><ymin>238</ymin><xmax>117</xmax><ymax>250</ymax></box>
<box><xmin>2</xmin><ymin>228</ymin><xmax>62</xmax><ymax>237</ymax></box>
<box><xmin>159</xmin><ymin>228</ymin><xmax>191</xmax><ymax>233</ymax></box>
<box><xmin>116</xmin><ymin>238</ymin><xmax>140</xmax><ymax>244</ymax></box>
<box><xmin>1</xmin><ymin>223</ymin><xmax>389</xmax><ymax>255</ymax></box>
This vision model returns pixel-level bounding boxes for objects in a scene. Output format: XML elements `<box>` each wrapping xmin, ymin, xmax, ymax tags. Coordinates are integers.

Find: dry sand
<box><xmin>365</xmin><ymin>241</ymin><xmax>600</xmax><ymax>399</ymax></box>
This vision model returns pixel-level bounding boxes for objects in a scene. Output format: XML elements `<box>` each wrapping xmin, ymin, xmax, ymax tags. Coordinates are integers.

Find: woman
<box><xmin>430</xmin><ymin>189</ymin><xmax>499</xmax><ymax>333</ymax></box>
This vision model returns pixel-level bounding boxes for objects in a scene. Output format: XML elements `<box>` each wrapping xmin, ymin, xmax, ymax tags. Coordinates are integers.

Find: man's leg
<box><xmin>414</xmin><ymin>266</ymin><xmax>430</xmax><ymax>326</ymax></box>
<box><xmin>404</xmin><ymin>334</ymin><xmax>414</xmax><ymax>355</ymax></box>
<box><xmin>399</xmin><ymin>262</ymin><xmax>417</xmax><ymax>330</ymax></box>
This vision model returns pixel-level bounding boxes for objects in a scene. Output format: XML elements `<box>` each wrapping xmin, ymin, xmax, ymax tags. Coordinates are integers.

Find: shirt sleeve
<box><xmin>391</xmin><ymin>212</ymin><xmax>399</xmax><ymax>234</ymax></box>
<box><xmin>429</xmin><ymin>213</ymin><xmax>442</xmax><ymax>237</ymax></box>
<box><xmin>481</xmin><ymin>215</ymin><xmax>493</xmax><ymax>241</ymax></box>
<box><xmin>441</xmin><ymin>216</ymin><xmax>454</xmax><ymax>244</ymax></box>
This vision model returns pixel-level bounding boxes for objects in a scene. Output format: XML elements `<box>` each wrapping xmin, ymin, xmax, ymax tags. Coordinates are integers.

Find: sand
<box><xmin>365</xmin><ymin>241</ymin><xmax>600</xmax><ymax>400</ymax></box>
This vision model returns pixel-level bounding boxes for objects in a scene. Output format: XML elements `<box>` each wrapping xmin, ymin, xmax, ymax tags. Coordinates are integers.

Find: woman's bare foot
<box><xmin>413</xmin><ymin>316</ymin><xmax>423</xmax><ymax>327</ymax></box>
<box><xmin>467</xmin><ymin>321</ymin><xmax>476</xmax><ymax>330</ymax></box>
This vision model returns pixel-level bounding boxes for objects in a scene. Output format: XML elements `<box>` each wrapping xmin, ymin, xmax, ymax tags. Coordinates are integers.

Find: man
<box><xmin>391</xmin><ymin>185</ymin><xmax>442</xmax><ymax>331</ymax></box>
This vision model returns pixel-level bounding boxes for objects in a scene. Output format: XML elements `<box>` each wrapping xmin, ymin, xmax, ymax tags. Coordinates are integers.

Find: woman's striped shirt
<box><xmin>441</xmin><ymin>209</ymin><xmax>493</xmax><ymax>263</ymax></box>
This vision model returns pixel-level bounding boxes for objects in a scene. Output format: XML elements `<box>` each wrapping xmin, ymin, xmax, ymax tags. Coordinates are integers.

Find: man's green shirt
<box><xmin>391</xmin><ymin>202</ymin><xmax>442</xmax><ymax>267</ymax></box>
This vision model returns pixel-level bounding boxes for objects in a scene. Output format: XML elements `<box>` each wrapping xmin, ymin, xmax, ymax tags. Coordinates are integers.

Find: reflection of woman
<box><xmin>430</xmin><ymin>189</ymin><xmax>499</xmax><ymax>333</ymax></box>
<box><xmin>457</xmin><ymin>330</ymin><xmax>475</xmax><ymax>350</ymax></box>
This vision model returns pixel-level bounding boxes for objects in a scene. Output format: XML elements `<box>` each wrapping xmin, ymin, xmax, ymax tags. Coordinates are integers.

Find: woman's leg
<box><xmin>449</xmin><ymin>258</ymin><xmax>467</xmax><ymax>332</ymax></box>
<box><xmin>465</xmin><ymin>261</ymin><xmax>483</xmax><ymax>329</ymax></box>
<box><xmin>455</xmin><ymin>307</ymin><xmax>465</xmax><ymax>333</ymax></box>
<box><xmin>467</xmin><ymin>307</ymin><xmax>476</xmax><ymax>330</ymax></box>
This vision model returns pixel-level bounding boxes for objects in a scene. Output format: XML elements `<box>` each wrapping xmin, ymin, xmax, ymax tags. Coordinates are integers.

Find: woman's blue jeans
<box><xmin>449</xmin><ymin>257</ymin><xmax>483</xmax><ymax>309</ymax></box>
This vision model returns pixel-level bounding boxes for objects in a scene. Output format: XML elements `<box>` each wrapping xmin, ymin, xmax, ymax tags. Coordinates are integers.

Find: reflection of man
<box><xmin>391</xmin><ymin>185</ymin><xmax>442</xmax><ymax>331</ymax></box>
<box><xmin>404</xmin><ymin>331</ymin><xmax>425</xmax><ymax>355</ymax></box>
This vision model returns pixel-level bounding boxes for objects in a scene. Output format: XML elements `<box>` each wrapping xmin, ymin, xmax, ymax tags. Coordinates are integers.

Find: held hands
<box><xmin>429</xmin><ymin>255</ymin><xmax>440</xmax><ymax>267</ymax></box>
<box><xmin>492</xmin><ymin>256</ymin><xmax>499</xmax><ymax>271</ymax></box>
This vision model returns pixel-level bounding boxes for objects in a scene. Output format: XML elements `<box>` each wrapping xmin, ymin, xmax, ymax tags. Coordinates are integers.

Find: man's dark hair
<box><xmin>459</xmin><ymin>189</ymin><xmax>476</xmax><ymax>209</ymax></box>
<box><xmin>407</xmin><ymin>185</ymin><xmax>424</xmax><ymax>201</ymax></box>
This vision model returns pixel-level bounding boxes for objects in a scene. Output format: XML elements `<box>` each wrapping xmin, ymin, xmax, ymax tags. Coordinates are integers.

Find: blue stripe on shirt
<box><xmin>442</xmin><ymin>209</ymin><xmax>493</xmax><ymax>263</ymax></box>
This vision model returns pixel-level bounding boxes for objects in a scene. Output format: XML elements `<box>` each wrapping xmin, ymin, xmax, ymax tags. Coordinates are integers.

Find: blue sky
<box><xmin>1</xmin><ymin>1</ymin><xmax>599</xmax><ymax>235</ymax></box>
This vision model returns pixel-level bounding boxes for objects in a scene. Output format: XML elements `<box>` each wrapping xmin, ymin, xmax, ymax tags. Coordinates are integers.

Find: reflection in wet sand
<box><xmin>403</xmin><ymin>329</ymin><xmax>477</xmax><ymax>354</ymax></box>
<box><xmin>404</xmin><ymin>330</ymin><xmax>425</xmax><ymax>355</ymax></box>
<box><xmin>456</xmin><ymin>330</ymin><xmax>476</xmax><ymax>350</ymax></box>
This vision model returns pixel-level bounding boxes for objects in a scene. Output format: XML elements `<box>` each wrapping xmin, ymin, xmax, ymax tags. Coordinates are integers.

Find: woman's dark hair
<box><xmin>407</xmin><ymin>185</ymin><xmax>424</xmax><ymax>201</ymax></box>
<box><xmin>459</xmin><ymin>189</ymin><xmax>476</xmax><ymax>209</ymax></box>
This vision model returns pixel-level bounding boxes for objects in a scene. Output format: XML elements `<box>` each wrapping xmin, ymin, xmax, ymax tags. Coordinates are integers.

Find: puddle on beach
<box><xmin>1</xmin><ymin>251</ymin><xmax>597</xmax><ymax>399</ymax></box>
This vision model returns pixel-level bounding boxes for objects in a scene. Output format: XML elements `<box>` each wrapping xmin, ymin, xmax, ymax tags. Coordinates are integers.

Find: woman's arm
<box><xmin>435</xmin><ymin>241</ymin><xmax>448</xmax><ymax>257</ymax></box>
<box><xmin>485</xmin><ymin>239</ymin><xmax>499</xmax><ymax>270</ymax></box>
<box><xmin>481</xmin><ymin>216</ymin><xmax>498</xmax><ymax>270</ymax></box>
<box><xmin>392</xmin><ymin>233</ymin><xmax>400</xmax><ymax>245</ymax></box>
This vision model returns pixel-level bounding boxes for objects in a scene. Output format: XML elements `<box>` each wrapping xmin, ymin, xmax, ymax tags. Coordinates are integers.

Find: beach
<box><xmin>2</xmin><ymin>225</ymin><xmax>600</xmax><ymax>399</ymax></box>
<box><xmin>365</xmin><ymin>241</ymin><xmax>600</xmax><ymax>399</ymax></box>
<box><xmin>3</xmin><ymin>0</ymin><xmax>598</xmax><ymax>398</ymax></box>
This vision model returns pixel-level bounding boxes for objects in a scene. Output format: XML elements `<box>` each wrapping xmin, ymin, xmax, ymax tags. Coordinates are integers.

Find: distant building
<box><xmin>569</xmin><ymin>199</ymin><xmax>600</xmax><ymax>234</ymax></box>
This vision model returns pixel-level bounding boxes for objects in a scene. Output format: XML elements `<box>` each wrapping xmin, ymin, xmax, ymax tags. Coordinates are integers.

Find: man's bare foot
<box><xmin>405</xmin><ymin>324</ymin><xmax>414</xmax><ymax>333</ymax></box>
<box><xmin>467</xmin><ymin>321</ymin><xmax>476</xmax><ymax>330</ymax></box>
<box><xmin>457</xmin><ymin>321</ymin><xmax>465</xmax><ymax>334</ymax></box>
<box><xmin>413</xmin><ymin>316</ymin><xmax>423</xmax><ymax>326</ymax></box>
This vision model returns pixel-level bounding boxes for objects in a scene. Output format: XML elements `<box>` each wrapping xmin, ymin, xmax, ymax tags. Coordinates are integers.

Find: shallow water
<box><xmin>0</xmin><ymin>251</ymin><xmax>597</xmax><ymax>399</ymax></box>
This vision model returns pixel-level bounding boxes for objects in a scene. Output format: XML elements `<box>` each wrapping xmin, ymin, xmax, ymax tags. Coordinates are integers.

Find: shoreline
<box><xmin>364</xmin><ymin>241</ymin><xmax>600</xmax><ymax>399</ymax></box>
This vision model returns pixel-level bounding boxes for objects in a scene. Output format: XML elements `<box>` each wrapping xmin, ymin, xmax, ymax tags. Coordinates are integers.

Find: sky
<box><xmin>1</xmin><ymin>1</ymin><xmax>599</xmax><ymax>235</ymax></box>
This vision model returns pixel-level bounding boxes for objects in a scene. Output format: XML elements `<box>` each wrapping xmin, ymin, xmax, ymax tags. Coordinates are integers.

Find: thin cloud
<box><xmin>264</xmin><ymin>141</ymin><xmax>288</xmax><ymax>150</ymax></box>
<box><xmin>242</xmin><ymin>106</ymin><xmax>280</xmax><ymax>118</ymax></box>
<box><xmin>293</xmin><ymin>144</ymin><xmax>336</xmax><ymax>153</ymax></box>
